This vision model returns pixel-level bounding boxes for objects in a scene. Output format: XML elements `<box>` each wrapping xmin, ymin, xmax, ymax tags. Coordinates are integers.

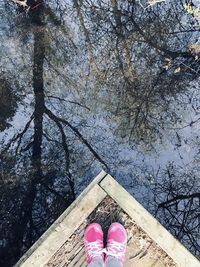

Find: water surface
<box><xmin>0</xmin><ymin>0</ymin><xmax>200</xmax><ymax>266</ymax></box>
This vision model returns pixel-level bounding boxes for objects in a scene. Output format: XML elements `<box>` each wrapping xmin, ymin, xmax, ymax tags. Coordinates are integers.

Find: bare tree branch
<box><xmin>1</xmin><ymin>114</ymin><xmax>34</xmax><ymax>155</ymax></box>
<box><xmin>45</xmin><ymin>109</ymin><xmax>75</xmax><ymax>199</ymax></box>
<box><xmin>44</xmin><ymin>106</ymin><xmax>109</xmax><ymax>171</ymax></box>
<box><xmin>46</xmin><ymin>95</ymin><xmax>90</xmax><ymax>110</ymax></box>
<box><xmin>158</xmin><ymin>193</ymin><xmax>200</xmax><ymax>209</ymax></box>
<box><xmin>40</xmin><ymin>180</ymin><xmax>70</xmax><ymax>202</ymax></box>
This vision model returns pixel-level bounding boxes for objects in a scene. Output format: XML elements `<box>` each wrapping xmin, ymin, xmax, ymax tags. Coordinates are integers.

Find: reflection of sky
<box><xmin>1</xmin><ymin>3</ymin><xmax>200</xmax><ymax>265</ymax></box>
<box><xmin>1</xmin><ymin>66</ymin><xmax>199</xmax><ymax>205</ymax></box>
<box><xmin>73</xmin><ymin>82</ymin><xmax>200</xmax><ymax>202</ymax></box>
<box><xmin>1</xmin><ymin>0</ymin><xmax>200</xmax><ymax>211</ymax></box>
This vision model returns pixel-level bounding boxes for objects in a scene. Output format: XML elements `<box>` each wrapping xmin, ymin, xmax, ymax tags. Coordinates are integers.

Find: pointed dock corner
<box><xmin>15</xmin><ymin>171</ymin><xmax>200</xmax><ymax>267</ymax></box>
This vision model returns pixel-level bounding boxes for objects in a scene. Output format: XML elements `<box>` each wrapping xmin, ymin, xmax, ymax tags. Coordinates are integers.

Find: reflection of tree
<box><xmin>0</xmin><ymin>1</ymin><xmax>108</xmax><ymax>266</ymax></box>
<box><xmin>0</xmin><ymin>77</ymin><xmax>17</xmax><ymax>131</ymax></box>
<box><xmin>75</xmin><ymin>0</ymin><xmax>200</xmax><ymax>147</ymax></box>
<box><xmin>152</xmin><ymin>163</ymin><xmax>200</xmax><ymax>258</ymax></box>
<box><xmin>1</xmin><ymin>0</ymin><xmax>200</xmax><ymax>266</ymax></box>
<box><xmin>11</xmin><ymin>3</ymin><xmax>47</xmax><ymax>259</ymax></box>
<box><xmin>73</xmin><ymin>0</ymin><xmax>96</xmax><ymax>67</ymax></box>
<box><xmin>111</xmin><ymin>0</ymin><xmax>134</xmax><ymax>80</ymax></box>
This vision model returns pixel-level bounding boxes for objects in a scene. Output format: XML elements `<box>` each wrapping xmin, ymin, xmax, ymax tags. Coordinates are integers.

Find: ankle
<box><xmin>89</xmin><ymin>256</ymin><xmax>104</xmax><ymax>267</ymax></box>
<box><xmin>105</xmin><ymin>256</ymin><xmax>122</xmax><ymax>267</ymax></box>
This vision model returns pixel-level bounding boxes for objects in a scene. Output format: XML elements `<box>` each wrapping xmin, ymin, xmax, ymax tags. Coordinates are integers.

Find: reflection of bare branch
<box><xmin>44</xmin><ymin>109</ymin><xmax>75</xmax><ymax>198</ymax></box>
<box><xmin>152</xmin><ymin>164</ymin><xmax>200</xmax><ymax>253</ymax></box>
<box><xmin>111</xmin><ymin>0</ymin><xmax>134</xmax><ymax>80</ymax></box>
<box><xmin>43</xmin><ymin>132</ymin><xmax>61</xmax><ymax>145</ymax></box>
<box><xmin>158</xmin><ymin>193</ymin><xmax>200</xmax><ymax>209</ymax></box>
<box><xmin>44</xmin><ymin>6</ymin><xmax>77</xmax><ymax>50</ymax></box>
<box><xmin>1</xmin><ymin>114</ymin><xmax>34</xmax><ymax>154</ymax></box>
<box><xmin>127</xmin><ymin>15</ymin><xmax>195</xmax><ymax>59</ymax></box>
<box><xmin>180</xmin><ymin>60</ymin><xmax>199</xmax><ymax>74</ymax></box>
<box><xmin>192</xmin><ymin>104</ymin><xmax>200</xmax><ymax>115</ymax></box>
<box><xmin>46</xmin><ymin>95</ymin><xmax>90</xmax><ymax>110</ymax></box>
<box><xmin>167</xmin><ymin>117</ymin><xmax>200</xmax><ymax>130</ymax></box>
<box><xmin>51</xmin><ymin>115</ymin><xmax>70</xmax><ymax>168</ymax></box>
<box><xmin>72</xmin><ymin>0</ymin><xmax>96</xmax><ymax>68</ymax></box>
<box><xmin>45</xmin><ymin>107</ymin><xmax>109</xmax><ymax>170</ymax></box>
<box><xmin>45</xmin><ymin>57</ymin><xmax>78</xmax><ymax>88</ymax></box>
<box><xmin>40</xmin><ymin>180</ymin><xmax>69</xmax><ymax>202</ymax></box>
<box><xmin>21</xmin><ymin>140</ymin><xmax>33</xmax><ymax>152</ymax></box>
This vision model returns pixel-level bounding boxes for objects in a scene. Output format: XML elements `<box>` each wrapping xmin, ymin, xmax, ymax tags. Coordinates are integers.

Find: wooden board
<box><xmin>100</xmin><ymin>175</ymin><xmax>200</xmax><ymax>267</ymax></box>
<box><xmin>15</xmin><ymin>171</ymin><xmax>200</xmax><ymax>267</ymax></box>
<box><xmin>46</xmin><ymin>196</ymin><xmax>176</xmax><ymax>267</ymax></box>
<box><xmin>15</xmin><ymin>182</ymin><xmax>107</xmax><ymax>267</ymax></box>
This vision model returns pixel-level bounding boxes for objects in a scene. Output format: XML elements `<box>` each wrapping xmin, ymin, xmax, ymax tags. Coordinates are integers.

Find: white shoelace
<box><xmin>87</xmin><ymin>241</ymin><xmax>105</xmax><ymax>258</ymax></box>
<box><xmin>87</xmin><ymin>240</ymin><xmax>126</xmax><ymax>259</ymax></box>
<box><xmin>105</xmin><ymin>240</ymin><xmax>126</xmax><ymax>258</ymax></box>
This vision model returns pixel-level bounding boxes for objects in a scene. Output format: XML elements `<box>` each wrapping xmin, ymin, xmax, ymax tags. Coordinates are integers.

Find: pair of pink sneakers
<box><xmin>84</xmin><ymin>222</ymin><xmax>127</xmax><ymax>265</ymax></box>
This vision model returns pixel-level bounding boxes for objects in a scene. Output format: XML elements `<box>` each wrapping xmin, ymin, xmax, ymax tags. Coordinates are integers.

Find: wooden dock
<box><xmin>15</xmin><ymin>171</ymin><xmax>200</xmax><ymax>267</ymax></box>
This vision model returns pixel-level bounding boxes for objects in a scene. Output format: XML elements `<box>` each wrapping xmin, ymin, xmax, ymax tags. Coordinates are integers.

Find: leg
<box><xmin>106</xmin><ymin>223</ymin><xmax>127</xmax><ymax>267</ymax></box>
<box><xmin>105</xmin><ymin>256</ymin><xmax>122</xmax><ymax>267</ymax></box>
<box><xmin>88</xmin><ymin>257</ymin><xmax>104</xmax><ymax>267</ymax></box>
<box><xmin>84</xmin><ymin>224</ymin><xmax>104</xmax><ymax>266</ymax></box>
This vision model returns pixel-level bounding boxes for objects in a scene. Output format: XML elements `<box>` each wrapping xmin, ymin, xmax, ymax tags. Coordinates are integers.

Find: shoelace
<box><xmin>87</xmin><ymin>241</ymin><xmax>105</xmax><ymax>258</ymax></box>
<box><xmin>87</xmin><ymin>240</ymin><xmax>126</xmax><ymax>259</ymax></box>
<box><xmin>105</xmin><ymin>240</ymin><xmax>126</xmax><ymax>258</ymax></box>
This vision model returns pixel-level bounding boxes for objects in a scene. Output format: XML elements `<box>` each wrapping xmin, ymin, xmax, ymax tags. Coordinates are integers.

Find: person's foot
<box><xmin>84</xmin><ymin>223</ymin><xmax>104</xmax><ymax>264</ymax></box>
<box><xmin>106</xmin><ymin>222</ymin><xmax>127</xmax><ymax>264</ymax></box>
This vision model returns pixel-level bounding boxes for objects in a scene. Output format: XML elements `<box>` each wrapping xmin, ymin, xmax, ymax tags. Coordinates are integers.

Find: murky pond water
<box><xmin>0</xmin><ymin>0</ymin><xmax>200</xmax><ymax>266</ymax></box>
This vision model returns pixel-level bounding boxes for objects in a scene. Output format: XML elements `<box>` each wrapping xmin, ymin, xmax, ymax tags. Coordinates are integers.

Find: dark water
<box><xmin>0</xmin><ymin>0</ymin><xmax>200</xmax><ymax>266</ymax></box>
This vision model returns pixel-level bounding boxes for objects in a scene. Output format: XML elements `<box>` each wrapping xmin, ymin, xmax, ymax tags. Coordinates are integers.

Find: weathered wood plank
<box><xmin>16</xmin><ymin>182</ymin><xmax>107</xmax><ymax>267</ymax></box>
<box><xmin>75</xmin><ymin>254</ymin><xmax>86</xmax><ymax>267</ymax></box>
<box><xmin>67</xmin><ymin>248</ymin><xmax>85</xmax><ymax>267</ymax></box>
<box><xmin>100</xmin><ymin>175</ymin><xmax>200</xmax><ymax>267</ymax></box>
<box><xmin>15</xmin><ymin>170</ymin><xmax>107</xmax><ymax>267</ymax></box>
<box><xmin>40</xmin><ymin>195</ymin><xmax>177</xmax><ymax>267</ymax></box>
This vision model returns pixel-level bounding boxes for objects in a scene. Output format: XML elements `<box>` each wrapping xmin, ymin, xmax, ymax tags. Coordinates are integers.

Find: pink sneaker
<box><xmin>106</xmin><ymin>222</ymin><xmax>127</xmax><ymax>264</ymax></box>
<box><xmin>84</xmin><ymin>223</ymin><xmax>104</xmax><ymax>264</ymax></box>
